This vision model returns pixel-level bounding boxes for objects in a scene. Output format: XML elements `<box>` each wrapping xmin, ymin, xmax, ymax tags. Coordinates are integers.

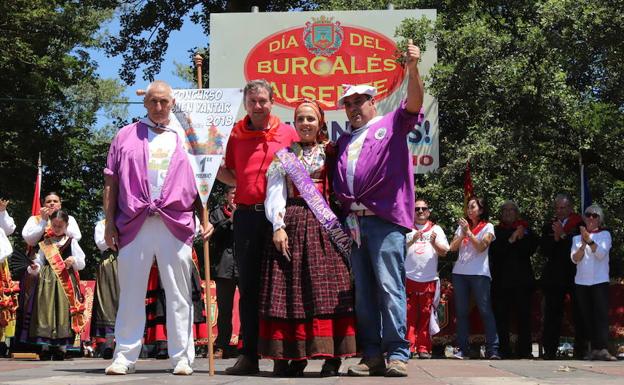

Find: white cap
<box><xmin>337</xmin><ymin>84</ymin><xmax>377</xmax><ymax>107</ymax></box>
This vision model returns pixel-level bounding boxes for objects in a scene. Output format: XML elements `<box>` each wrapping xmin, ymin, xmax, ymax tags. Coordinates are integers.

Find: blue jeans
<box><xmin>350</xmin><ymin>216</ymin><xmax>410</xmax><ymax>361</ymax></box>
<box><xmin>452</xmin><ymin>274</ymin><xmax>499</xmax><ymax>355</ymax></box>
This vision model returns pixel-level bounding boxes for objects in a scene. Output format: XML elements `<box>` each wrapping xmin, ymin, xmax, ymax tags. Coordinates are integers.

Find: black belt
<box><xmin>237</xmin><ymin>203</ymin><xmax>265</xmax><ymax>211</ymax></box>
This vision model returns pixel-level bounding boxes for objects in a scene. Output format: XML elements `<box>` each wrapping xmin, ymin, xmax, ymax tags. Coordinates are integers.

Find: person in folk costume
<box><xmin>209</xmin><ymin>185</ymin><xmax>238</xmax><ymax>359</ymax></box>
<box><xmin>103</xmin><ymin>80</ymin><xmax>212</xmax><ymax>376</ymax></box>
<box><xmin>0</xmin><ymin>199</ymin><xmax>19</xmax><ymax>347</ymax></box>
<box><xmin>92</xmin><ymin>219</ymin><xmax>119</xmax><ymax>359</ymax></box>
<box><xmin>571</xmin><ymin>204</ymin><xmax>617</xmax><ymax>361</ymax></box>
<box><xmin>26</xmin><ymin>210</ymin><xmax>86</xmax><ymax>360</ymax></box>
<box><xmin>261</xmin><ymin>99</ymin><xmax>356</xmax><ymax>377</ymax></box>
<box><xmin>332</xmin><ymin>40</ymin><xmax>424</xmax><ymax>378</ymax></box>
<box><xmin>217</xmin><ymin>79</ymin><xmax>299</xmax><ymax>376</ymax></box>
<box><xmin>404</xmin><ymin>199</ymin><xmax>449</xmax><ymax>359</ymax></box>
<box><xmin>489</xmin><ymin>201</ymin><xmax>538</xmax><ymax>359</ymax></box>
<box><xmin>22</xmin><ymin>192</ymin><xmax>82</xmax><ymax>248</ymax></box>
<box><xmin>448</xmin><ymin>196</ymin><xmax>501</xmax><ymax>360</ymax></box>
<box><xmin>17</xmin><ymin>193</ymin><xmax>82</xmax><ymax>355</ymax></box>
<box><xmin>540</xmin><ymin>193</ymin><xmax>586</xmax><ymax>359</ymax></box>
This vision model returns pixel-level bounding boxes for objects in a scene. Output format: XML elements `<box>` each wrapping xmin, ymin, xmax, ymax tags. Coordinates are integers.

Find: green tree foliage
<box><xmin>323</xmin><ymin>0</ymin><xmax>624</xmax><ymax>277</ymax></box>
<box><xmin>106</xmin><ymin>0</ymin><xmax>321</xmax><ymax>85</ymax></box>
<box><xmin>0</xmin><ymin>1</ymin><xmax>126</xmax><ymax>278</ymax></box>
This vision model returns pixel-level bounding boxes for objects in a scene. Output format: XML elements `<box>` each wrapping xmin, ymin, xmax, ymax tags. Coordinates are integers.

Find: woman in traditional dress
<box><xmin>449</xmin><ymin>196</ymin><xmax>500</xmax><ymax>360</ymax></box>
<box><xmin>27</xmin><ymin>210</ymin><xmax>85</xmax><ymax>360</ymax></box>
<box><xmin>0</xmin><ymin>199</ymin><xmax>19</xmax><ymax>350</ymax></box>
<box><xmin>92</xmin><ymin>219</ymin><xmax>119</xmax><ymax>359</ymax></box>
<box><xmin>261</xmin><ymin>100</ymin><xmax>356</xmax><ymax>377</ymax></box>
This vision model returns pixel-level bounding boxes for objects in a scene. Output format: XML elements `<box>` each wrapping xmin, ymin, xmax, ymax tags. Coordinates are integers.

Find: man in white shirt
<box><xmin>405</xmin><ymin>199</ymin><xmax>449</xmax><ymax>359</ymax></box>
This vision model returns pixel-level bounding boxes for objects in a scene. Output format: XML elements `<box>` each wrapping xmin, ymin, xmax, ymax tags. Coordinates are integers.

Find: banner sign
<box><xmin>168</xmin><ymin>88</ymin><xmax>244</xmax><ymax>204</ymax></box>
<box><xmin>210</xmin><ymin>10</ymin><xmax>438</xmax><ymax>173</ymax></box>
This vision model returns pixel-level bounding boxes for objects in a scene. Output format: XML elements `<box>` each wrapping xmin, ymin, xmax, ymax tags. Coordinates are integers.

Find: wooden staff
<box><xmin>194</xmin><ymin>52</ymin><xmax>216</xmax><ymax>376</ymax></box>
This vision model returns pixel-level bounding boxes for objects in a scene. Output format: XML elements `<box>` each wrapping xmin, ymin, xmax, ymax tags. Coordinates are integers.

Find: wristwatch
<box><xmin>587</xmin><ymin>240</ymin><xmax>595</xmax><ymax>246</ymax></box>
<box><xmin>560</xmin><ymin>232</ymin><xmax>567</xmax><ymax>239</ymax></box>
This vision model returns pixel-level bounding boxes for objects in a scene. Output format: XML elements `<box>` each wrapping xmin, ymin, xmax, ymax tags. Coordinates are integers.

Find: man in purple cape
<box><xmin>103</xmin><ymin>81</ymin><xmax>211</xmax><ymax>376</ymax></box>
<box><xmin>333</xmin><ymin>41</ymin><xmax>425</xmax><ymax>377</ymax></box>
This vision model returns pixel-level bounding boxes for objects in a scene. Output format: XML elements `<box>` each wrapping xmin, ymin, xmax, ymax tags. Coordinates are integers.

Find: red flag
<box><xmin>31</xmin><ymin>153</ymin><xmax>42</xmax><ymax>216</ymax></box>
<box><xmin>463</xmin><ymin>160</ymin><xmax>474</xmax><ymax>213</ymax></box>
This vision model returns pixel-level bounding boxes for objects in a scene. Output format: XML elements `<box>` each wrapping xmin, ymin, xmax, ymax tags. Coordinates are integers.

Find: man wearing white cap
<box><xmin>333</xmin><ymin>40</ymin><xmax>424</xmax><ymax>377</ymax></box>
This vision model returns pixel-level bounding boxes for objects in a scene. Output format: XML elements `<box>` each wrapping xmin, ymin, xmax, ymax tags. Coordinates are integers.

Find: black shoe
<box><xmin>39</xmin><ymin>350</ymin><xmax>52</xmax><ymax>361</ymax></box>
<box><xmin>52</xmin><ymin>350</ymin><xmax>66</xmax><ymax>361</ymax></box>
<box><xmin>102</xmin><ymin>347</ymin><xmax>114</xmax><ymax>360</ymax></box>
<box><xmin>320</xmin><ymin>358</ymin><xmax>341</xmax><ymax>377</ymax></box>
<box><xmin>287</xmin><ymin>359</ymin><xmax>307</xmax><ymax>377</ymax></box>
<box><xmin>225</xmin><ymin>355</ymin><xmax>260</xmax><ymax>375</ymax></box>
<box><xmin>272</xmin><ymin>360</ymin><xmax>290</xmax><ymax>376</ymax></box>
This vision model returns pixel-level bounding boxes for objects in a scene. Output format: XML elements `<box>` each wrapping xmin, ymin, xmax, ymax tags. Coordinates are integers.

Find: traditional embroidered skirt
<box><xmin>258</xmin><ymin>201</ymin><xmax>356</xmax><ymax>360</ymax></box>
<box><xmin>91</xmin><ymin>250</ymin><xmax>119</xmax><ymax>340</ymax></box>
<box><xmin>28</xmin><ymin>265</ymin><xmax>79</xmax><ymax>346</ymax></box>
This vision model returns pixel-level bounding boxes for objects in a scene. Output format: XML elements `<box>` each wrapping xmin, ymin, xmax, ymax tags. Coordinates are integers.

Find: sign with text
<box><xmin>168</xmin><ymin>88</ymin><xmax>244</xmax><ymax>204</ymax></box>
<box><xmin>210</xmin><ymin>10</ymin><xmax>438</xmax><ymax>173</ymax></box>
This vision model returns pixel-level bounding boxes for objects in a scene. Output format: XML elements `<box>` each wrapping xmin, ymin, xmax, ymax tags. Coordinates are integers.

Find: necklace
<box><xmin>300</xmin><ymin>143</ymin><xmax>320</xmax><ymax>168</ymax></box>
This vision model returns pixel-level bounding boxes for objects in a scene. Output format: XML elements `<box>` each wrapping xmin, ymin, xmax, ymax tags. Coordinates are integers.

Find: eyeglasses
<box><xmin>415</xmin><ymin>207</ymin><xmax>429</xmax><ymax>212</ymax></box>
<box><xmin>584</xmin><ymin>213</ymin><xmax>599</xmax><ymax>219</ymax></box>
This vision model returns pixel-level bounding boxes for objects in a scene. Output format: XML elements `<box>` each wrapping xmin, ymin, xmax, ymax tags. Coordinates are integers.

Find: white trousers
<box><xmin>112</xmin><ymin>216</ymin><xmax>195</xmax><ymax>367</ymax></box>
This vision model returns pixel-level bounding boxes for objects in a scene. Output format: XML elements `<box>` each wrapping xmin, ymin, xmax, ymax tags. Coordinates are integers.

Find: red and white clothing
<box><xmin>405</xmin><ymin>222</ymin><xmax>449</xmax><ymax>353</ymax></box>
<box><xmin>452</xmin><ymin>222</ymin><xmax>496</xmax><ymax>278</ymax></box>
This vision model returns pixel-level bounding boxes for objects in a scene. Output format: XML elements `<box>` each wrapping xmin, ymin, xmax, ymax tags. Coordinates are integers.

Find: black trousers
<box><xmin>542</xmin><ymin>285</ymin><xmax>586</xmax><ymax>356</ymax></box>
<box><xmin>232</xmin><ymin>209</ymin><xmax>271</xmax><ymax>358</ymax></box>
<box><xmin>492</xmin><ymin>286</ymin><xmax>533</xmax><ymax>358</ymax></box>
<box><xmin>214</xmin><ymin>277</ymin><xmax>238</xmax><ymax>348</ymax></box>
<box><xmin>575</xmin><ymin>283</ymin><xmax>610</xmax><ymax>350</ymax></box>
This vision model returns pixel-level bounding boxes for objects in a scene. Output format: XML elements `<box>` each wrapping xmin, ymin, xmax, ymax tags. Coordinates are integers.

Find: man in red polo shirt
<box><xmin>218</xmin><ymin>79</ymin><xmax>298</xmax><ymax>375</ymax></box>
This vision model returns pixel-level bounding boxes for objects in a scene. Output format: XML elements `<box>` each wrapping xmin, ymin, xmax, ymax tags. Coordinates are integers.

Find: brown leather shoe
<box><xmin>347</xmin><ymin>356</ymin><xmax>386</xmax><ymax>376</ymax></box>
<box><xmin>385</xmin><ymin>360</ymin><xmax>408</xmax><ymax>377</ymax></box>
<box><xmin>225</xmin><ymin>355</ymin><xmax>259</xmax><ymax>375</ymax></box>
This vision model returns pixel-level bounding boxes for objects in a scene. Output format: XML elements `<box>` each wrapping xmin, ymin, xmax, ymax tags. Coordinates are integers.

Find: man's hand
<box><xmin>200</xmin><ymin>222</ymin><xmax>214</xmax><ymax>241</ymax></box>
<box><xmin>552</xmin><ymin>220</ymin><xmax>564</xmax><ymax>240</ymax></box>
<box><xmin>104</xmin><ymin>222</ymin><xmax>119</xmax><ymax>251</ymax></box>
<box><xmin>0</xmin><ymin>199</ymin><xmax>8</xmax><ymax>212</ymax></box>
<box><xmin>40</xmin><ymin>207</ymin><xmax>52</xmax><ymax>221</ymax></box>
<box><xmin>406</xmin><ymin>39</ymin><xmax>421</xmax><ymax>73</ymax></box>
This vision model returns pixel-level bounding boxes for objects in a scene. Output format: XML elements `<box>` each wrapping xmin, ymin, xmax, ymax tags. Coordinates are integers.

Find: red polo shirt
<box><xmin>225</xmin><ymin>119</ymin><xmax>298</xmax><ymax>205</ymax></box>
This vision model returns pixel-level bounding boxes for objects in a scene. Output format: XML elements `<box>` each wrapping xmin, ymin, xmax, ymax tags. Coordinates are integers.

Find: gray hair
<box><xmin>145</xmin><ymin>80</ymin><xmax>174</xmax><ymax>100</ymax></box>
<box><xmin>500</xmin><ymin>200</ymin><xmax>519</xmax><ymax>212</ymax></box>
<box><xmin>554</xmin><ymin>193</ymin><xmax>573</xmax><ymax>206</ymax></box>
<box><xmin>243</xmin><ymin>79</ymin><xmax>274</xmax><ymax>102</ymax></box>
<box><xmin>584</xmin><ymin>204</ymin><xmax>605</xmax><ymax>225</ymax></box>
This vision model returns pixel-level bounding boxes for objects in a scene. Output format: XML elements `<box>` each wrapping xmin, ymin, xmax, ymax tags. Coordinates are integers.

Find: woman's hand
<box><xmin>273</xmin><ymin>228</ymin><xmax>291</xmax><ymax>261</ymax></box>
<box><xmin>458</xmin><ymin>218</ymin><xmax>470</xmax><ymax>234</ymax></box>
<box><xmin>64</xmin><ymin>256</ymin><xmax>76</xmax><ymax>269</ymax></box>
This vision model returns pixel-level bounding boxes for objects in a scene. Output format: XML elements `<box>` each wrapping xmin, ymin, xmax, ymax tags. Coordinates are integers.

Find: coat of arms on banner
<box><xmin>303</xmin><ymin>16</ymin><xmax>343</xmax><ymax>56</ymax></box>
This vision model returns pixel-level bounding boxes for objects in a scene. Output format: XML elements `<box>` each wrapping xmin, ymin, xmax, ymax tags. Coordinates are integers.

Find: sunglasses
<box><xmin>415</xmin><ymin>207</ymin><xmax>429</xmax><ymax>212</ymax></box>
<box><xmin>584</xmin><ymin>213</ymin><xmax>599</xmax><ymax>219</ymax></box>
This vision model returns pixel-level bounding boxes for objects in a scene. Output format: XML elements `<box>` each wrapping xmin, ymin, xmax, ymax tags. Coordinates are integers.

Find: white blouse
<box><xmin>29</xmin><ymin>237</ymin><xmax>86</xmax><ymax>274</ymax></box>
<box><xmin>265</xmin><ymin>143</ymin><xmax>327</xmax><ymax>233</ymax></box>
<box><xmin>452</xmin><ymin>223</ymin><xmax>496</xmax><ymax>278</ymax></box>
<box><xmin>0</xmin><ymin>210</ymin><xmax>16</xmax><ymax>236</ymax></box>
<box><xmin>94</xmin><ymin>219</ymin><xmax>108</xmax><ymax>252</ymax></box>
<box><xmin>571</xmin><ymin>230</ymin><xmax>611</xmax><ymax>286</ymax></box>
<box><xmin>0</xmin><ymin>228</ymin><xmax>12</xmax><ymax>263</ymax></box>
<box><xmin>22</xmin><ymin>215</ymin><xmax>82</xmax><ymax>247</ymax></box>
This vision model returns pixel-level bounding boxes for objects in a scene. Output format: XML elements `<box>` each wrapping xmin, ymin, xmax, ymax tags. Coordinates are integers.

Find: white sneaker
<box><xmin>173</xmin><ymin>359</ymin><xmax>193</xmax><ymax>375</ymax></box>
<box><xmin>105</xmin><ymin>362</ymin><xmax>135</xmax><ymax>375</ymax></box>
